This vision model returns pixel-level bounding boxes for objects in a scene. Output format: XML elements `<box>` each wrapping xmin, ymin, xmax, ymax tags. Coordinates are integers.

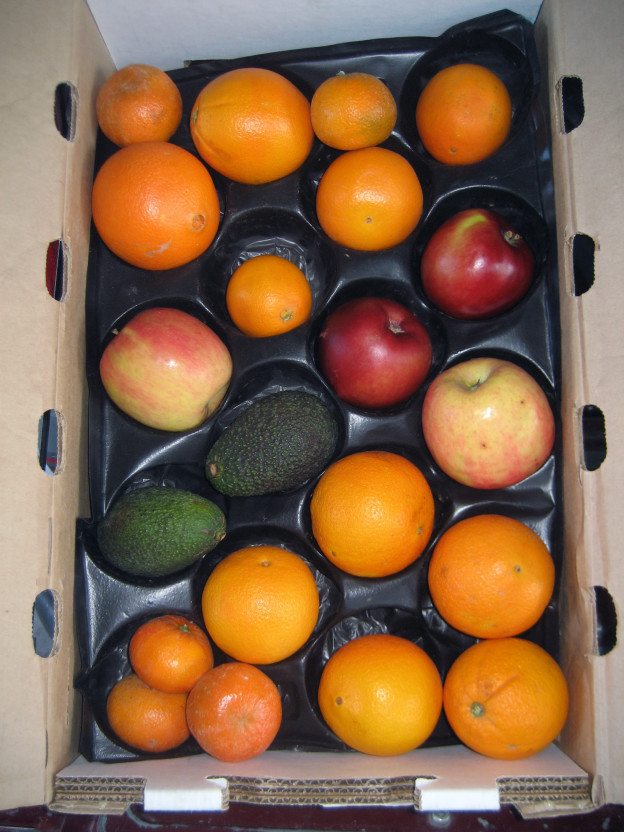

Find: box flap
<box><xmin>535</xmin><ymin>0</ymin><xmax>624</xmax><ymax>806</ymax></box>
<box><xmin>52</xmin><ymin>745</ymin><xmax>590</xmax><ymax>815</ymax></box>
<box><xmin>0</xmin><ymin>0</ymin><xmax>113</xmax><ymax>811</ymax></box>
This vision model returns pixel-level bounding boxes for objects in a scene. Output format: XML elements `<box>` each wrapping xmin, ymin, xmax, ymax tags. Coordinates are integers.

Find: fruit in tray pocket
<box><xmin>99</xmin><ymin>307</ymin><xmax>232</xmax><ymax>433</ymax></box>
<box><xmin>316</xmin><ymin>146</ymin><xmax>423</xmax><ymax>251</ymax></box>
<box><xmin>317</xmin><ymin>296</ymin><xmax>432</xmax><ymax>409</ymax></box>
<box><xmin>420</xmin><ymin>208</ymin><xmax>535</xmax><ymax>319</ymax></box>
<box><xmin>187</xmin><ymin>662</ymin><xmax>282</xmax><ymax>762</ymax></box>
<box><xmin>318</xmin><ymin>634</ymin><xmax>442</xmax><ymax>756</ymax></box>
<box><xmin>443</xmin><ymin>637</ymin><xmax>569</xmax><ymax>760</ymax></box>
<box><xmin>415</xmin><ymin>63</ymin><xmax>512</xmax><ymax>166</ymax></box>
<box><xmin>422</xmin><ymin>356</ymin><xmax>555</xmax><ymax>490</ymax></box>
<box><xmin>96</xmin><ymin>485</ymin><xmax>226</xmax><ymax>578</ymax></box>
<box><xmin>190</xmin><ymin>67</ymin><xmax>314</xmax><ymax>184</ymax></box>
<box><xmin>91</xmin><ymin>141</ymin><xmax>221</xmax><ymax>270</ymax></box>
<box><xmin>205</xmin><ymin>390</ymin><xmax>339</xmax><ymax>497</ymax></box>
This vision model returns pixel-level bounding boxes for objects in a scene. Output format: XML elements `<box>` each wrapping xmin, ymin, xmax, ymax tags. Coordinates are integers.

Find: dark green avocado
<box><xmin>205</xmin><ymin>390</ymin><xmax>339</xmax><ymax>497</ymax></box>
<box><xmin>97</xmin><ymin>486</ymin><xmax>226</xmax><ymax>578</ymax></box>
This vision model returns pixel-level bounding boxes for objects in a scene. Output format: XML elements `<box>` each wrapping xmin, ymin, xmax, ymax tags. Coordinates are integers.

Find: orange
<box><xmin>443</xmin><ymin>637</ymin><xmax>569</xmax><ymax>760</ymax></box>
<box><xmin>310</xmin><ymin>450</ymin><xmax>435</xmax><ymax>578</ymax></box>
<box><xmin>190</xmin><ymin>67</ymin><xmax>314</xmax><ymax>184</ymax></box>
<box><xmin>187</xmin><ymin>662</ymin><xmax>282</xmax><ymax>762</ymax></box>
<box><xmin>201</xmin><ymin>545</ymin><xmax>320</xmax><ymax>665</ymax></box>
<box><xmin>129</xmin><ymin>614</ymin><xmax>214</xmax><ymax>694</ymax></box>
<box><xmin>91</xmin><ymin>141</ymin><xmax>221</xmax><ymax>271</ymax></box>
<box><xmin>316</xmin><ymin>147</ymin><xmax>423</xmax><ymax>251</ymax></box>
<box><xmin>226</xmin><ymin>254</ymin><xmax>313</xmax><ymax>337</ymax></box>
<box><xmin>96</xmin><ymin>64</ymin><xmax>183</xmax><ymax>147</ymax></box>
<box><xmin>416</xmin><ymin>63</ymin><xmax>512</xmax><ymax>165</ymax></box>
<box><xmin>318</xmin><ymin>634</ymin><xmax>442</xmax><ymax>756</ymax></box>
<box><xmin>311</xmin><ymin>71</ymin><xmax>397</xmax><ymax>150</ymax></box>
<box><xmin>428</xmin><ymin>514</ymin><xmax>555</xmax><ymax>639</ymax></box>
<box><xmin>106</xmin><ymin>673</ymin><xmax>190</xmax><ymax>753</ymax></box>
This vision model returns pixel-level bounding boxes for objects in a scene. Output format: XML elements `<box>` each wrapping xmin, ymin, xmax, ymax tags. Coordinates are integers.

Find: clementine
<box><xmin>416</xmin><ymin>63</ymin><xmax>512</xmax><ymax>165</ymax></box>
<box><xmin>311</xmin><ymin>71</ymin><xmax>397</xmax><ymax>150</ymax></box>
<box><xmin>129</xmin><ymin>614</ymin><xmax>214</xmax><ymax>694</ymax></box>
<box><xmin>310</xmin><ymin>450</ymin><xmax>434</xmax><ymax>577</ymax></box>
<box><xmin>315</xmin><ymin>147</ymin><xmax>423</xmax><ymax>251</ymax></box>
<box><xmin>226</xmin><ymin>254</ymin><xmax>313</xmax><ymax>337</ymax></box>
<box><xmin>190</xmin><ymin>67</ymin><xmax>314</xmax><ymax>184</ymax></box>
<box><xmin>201</xmin><ymin>545</ymin><xmax>320</xmax><ymax>665</ymax></box>
<box><xmin>91</xmin><ymin>141</ymin><xmax>221</xmax><ymax>271</ymax></box>
<box><xmin>318</xmin><ymin>634</ymin><xmax>442</xmax><ymax>756</ymax></box>
<box><xmin>96</xmin><ymin>64</ymin><xmax>183</xmax><ymax>147</ymax></box>
<box><xmin>428</xmin><ymin>514</ymin><xmax>555</xmax><ymax>639</ymax></box>
<box><xmin>106</xmin><ymin>673</ymin><xmax>190</xmax><ymax>753</ymax></box>
<box><xmin>187</xmin><ymin>662</ymin><xmax>282</xmax><ymax>762</ymax></box>
<box><xmin>443</xmin><ymin>637</ymin><xmax>569</xmax><ymax>760</ymax></box>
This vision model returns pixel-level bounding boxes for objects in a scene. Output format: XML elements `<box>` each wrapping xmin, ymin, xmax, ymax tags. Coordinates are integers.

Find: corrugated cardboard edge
<box><xmin>0</xmin><ymin>0</ymin><xmax>113</xmax><ymax>812</ymax></box>
<box><xmin>535</xmin><ymin>0</ymin><xmax>624</xmax><ymax>808</ymax></box>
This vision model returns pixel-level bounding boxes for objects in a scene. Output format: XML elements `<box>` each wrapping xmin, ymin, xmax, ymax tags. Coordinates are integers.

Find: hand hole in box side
<box><xmin>581</xmin><ymin>404</ymin><xmax>606</xmax><ymax>471</ymax></box>
<box><xmin>572</xmin><ymin>233</ymin><xmax>595</xmax><ymax>296</ymax></box>
<box><xmin>38</xmin><ymin>409</ymin><xmax>62</xmax><ymax>475</ymax></box>
<box><xmin>32</xmin><ymin>589</ymin><xmax>60</xmax><ymax>658</ymax></box>
<box><xmin>592</xmin><ymin>585</ymin><xmax>617</xmax><ymax>656</ymax></box>
<box><xmin>46</xmin><ymin>239</ymin><xmax>69</xmax><ymax>301</ymax></box>
<box><xmin>54</xmin><ymin>82</ymin><xmax>78</xmax><ymax>142</ymax></box>
<box><xmin>558</xmin><ymin>75</ymin><xmax>585</xmax><ymax>134</ymax></box>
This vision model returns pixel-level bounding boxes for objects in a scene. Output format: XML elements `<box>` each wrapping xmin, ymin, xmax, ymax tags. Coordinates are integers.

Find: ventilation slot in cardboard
<box><xmin>46</xmin><ymin>239</ymin><xmax>68</xmax><ymax>301</ymax></box>
<box><xmin>38</xmin><ymin>409</ymin><xmax>61</xmax><ymax>475</ymax></box>
<box><xmin>581</xmin><ymin>404</ymin><xmax>606</xmax><ymax>471</ymax></box>
<box><xmin>592</xmin><ymin>585</ymin><xmax>617</xmax><ymax>656</ymax></box>
<box><xmin>54</xmin><ymin>81</ymin><xmax>77</xmax><ymax>142</ymax></box>
<box><xmin>559</xmin><ymin>75</ymin><xmax>585</xmax><ymax>134</ymax></box>
<box><xmin>32</xmin><ymin>589</ymin><xmax>59</xmax><ymax>658</ymax></box>
<box><xmin>572</xmin><ymin>233</ymin><xmax>595</xmax><ymax>295</ymax></box>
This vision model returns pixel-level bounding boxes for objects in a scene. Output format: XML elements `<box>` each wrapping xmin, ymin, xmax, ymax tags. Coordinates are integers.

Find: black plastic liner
<box><xmin>75</xmin><ymin>8</ymin><xmax>563</xmax><ymax>763</ymax></box>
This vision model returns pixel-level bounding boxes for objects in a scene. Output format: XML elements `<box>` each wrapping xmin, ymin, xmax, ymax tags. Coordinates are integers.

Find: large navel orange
<box><xmin>310</xmin><ymin>450</ymin><xmax>435</xmax><ymax>577</ymax></box>
<box><xmin>315</xmin><ymin>147</ymin><xmax>423</xmax><ymax>251</ymax></box>
<box><xmin>91</xmin><ymin>141</ymin><xmax>221</xmax><ymax>271</ymax></box>
<box><xmin>201</xmin><ymin>545</ymin><xmax>320</xmax><ymax>665</ymax></box>
<box><xmin>416</xmin><ymin>63</ymin><xmax>512</xmax><ymax>165</ymax></box>
<box><xmin>318</xmin><ymin>634</ymin><xmax>443</xmax><ymax>756</ymax></box>
<box><xmin>96</xmin><ymin>64</ymin><xmax>183</xmax><ymax>147</ymax></box>
<box><xmin>190</xmin><ymin>67</ymin><xmax>314</xmax><ymax>184</ymax></box>
<box><xmin>428</xmin><ymin>514</ymin><xmax>555</xmax><ymax>639</ymax></box>
<box><xmin>311</xmin><ymin>71</ymin><xmax>397</xmax><ymax>150</ymax></box>
<box><xmin>443</xmin><ymin>637</ymin><xmax>569</xmax><ymax>760</ymax></box>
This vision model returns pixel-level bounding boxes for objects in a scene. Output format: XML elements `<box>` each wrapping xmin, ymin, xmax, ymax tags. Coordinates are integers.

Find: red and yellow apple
<box><xmin>420</xmin><ymin>208</ymin><xmax>535</xmax><ymax>319</ymax></box>
<box><xmin>100</xmin><ymin>307</ymin><xmax>232</xmax><ymax>431</ymax></box>
<box><xmin>317</xmin><ymin>297</ymin><xmax>433</xmax><ymax>409</ymax></box>
<box><xmin>422</xmin><ymin>356</ymin><xmax>555</xmax><ymax>489</ymax></box>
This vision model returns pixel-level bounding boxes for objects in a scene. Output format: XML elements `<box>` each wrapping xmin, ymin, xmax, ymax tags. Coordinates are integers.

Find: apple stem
<box><xmin>387</xmin><ymin>320</ymin><xmax>405</xmax><ymax>335</ymax></box>
<box><xmin>502</xmin><ymin>228</ymin><xmax>522</xmax><ymax>247</ymax></box>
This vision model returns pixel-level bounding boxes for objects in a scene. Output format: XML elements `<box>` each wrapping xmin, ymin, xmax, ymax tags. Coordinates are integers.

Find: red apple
<box><xmin>420</xmin><ymin>208</ymin><xmax>535</xmax><ymax>319</ymax></box>
<box><xmin>100</xmin><ymin>307</ymin><xmax>232</xmax><ymax>431</ymax></box>
<box><xmin>422</xmin><ymin>356</ymin><xmax>554</xmax><ymax>489</ymax></box>
<box><xmin>318</xmin><ymin>297</ymin><xmax>432</xmax><ymax>409</ymax></box>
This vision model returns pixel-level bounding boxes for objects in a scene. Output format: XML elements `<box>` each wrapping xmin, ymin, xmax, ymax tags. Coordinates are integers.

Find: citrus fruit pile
<box><xmin>87</xmin><ymin>28</ymin><xmax>566</xmax><ymax>772</ymax></box>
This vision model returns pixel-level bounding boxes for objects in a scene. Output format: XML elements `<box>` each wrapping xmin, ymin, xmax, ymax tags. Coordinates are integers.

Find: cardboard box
<box><xmin>1</xmin><ymin>0</ymin><xmax>622</xmax><ymax>818</ymax></box>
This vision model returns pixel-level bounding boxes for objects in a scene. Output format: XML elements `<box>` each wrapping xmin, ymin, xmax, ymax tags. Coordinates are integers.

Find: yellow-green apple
<box><xmin>100</xmin><ymin>307</ymin><xmax>232</xmax><ymax>431</ymax></box>
<box><xmin>420</xmin><ymin>208</ymin><xmax>535</xmax><ymax>319</ymax></box>
<box><xmin>422</xmin><ymin>356</ymin><xmax>554</xmax><ymax>489</ymax></box>
<box><xmin>317</xmin><ymin>297</ymin><xmax>432</xmax><ymax>409</ymax></box>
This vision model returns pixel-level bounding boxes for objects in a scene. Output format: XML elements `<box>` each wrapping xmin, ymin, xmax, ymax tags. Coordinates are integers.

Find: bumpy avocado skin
<box><xmin>97</xmin><ymin>486</ymin><xmax>226</xmax><ymax>578</ymax></box>
<box><xmin>205</xmin><ymin>391</ymin><xmax>339</xmax><ymax>497</ymax></box>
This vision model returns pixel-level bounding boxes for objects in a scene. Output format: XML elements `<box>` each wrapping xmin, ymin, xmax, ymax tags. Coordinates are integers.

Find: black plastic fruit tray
<box><xmin>75</xmin><ymin>8</ymin><xmax>562</xmax><ymax>763</ymax></box>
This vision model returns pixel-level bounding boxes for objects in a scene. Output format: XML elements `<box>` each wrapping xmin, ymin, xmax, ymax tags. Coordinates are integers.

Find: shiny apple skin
<box><xmin>422</xmin><ymin>356</ymin><xmax>555</xmax><ymax>489</ymax></box>
<box><xmin>318</xmin><ymin>297</ymin><xmax>433</xmax><ymax>409</ymax></box>
<box><xmin>99</xmin><ymin>307</ymin><xmax>232</xmax><ymax>432</ymax></box>
<box><xmin>420</xmin><ymin>208</ymin><xmax>535</xmax><ymax>319</ymax></box>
